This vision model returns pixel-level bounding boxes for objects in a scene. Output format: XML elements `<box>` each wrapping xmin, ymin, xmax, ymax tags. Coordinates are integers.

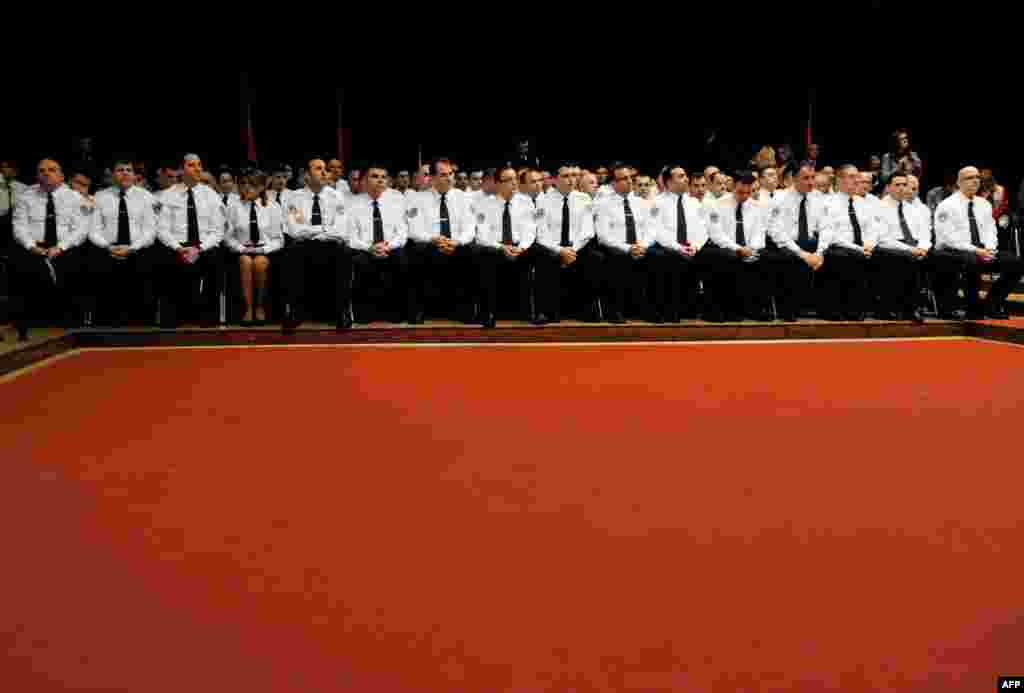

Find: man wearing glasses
<box><xmin>596</xmin><ymin>163</ymin><xmax>655</xmax><ymax>323</ymax></box>
<box><xmin>471</xmin><ymin>166</ymin><xmax>536</xmax><ymax>328</ymax></box>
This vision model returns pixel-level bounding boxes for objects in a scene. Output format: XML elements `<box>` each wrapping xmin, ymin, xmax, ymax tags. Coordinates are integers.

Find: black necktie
<box><xmin>439</xmin><ymin>193</ymin><xmax>451</xmax><ymax>238</ymax></box>
<box><xmin>848</xmin><ymin>197</ymin><xmax>863</xmax><ymax>246</ymax></box>
<box><xmin>502</xmin><ymin>200</ymin><xmax>513</xmax><ymax>245</ymax></box>
<box><xmin>117</xmin><ymin>189</ymin><xmax>131</xmax><ymax>245</ymax></box>
<box><xmin>676</xmin><ymin>195</ymin><xmax>688</xmax><ymax>245</ymax></box>
<box><xmin>561</xmin><ymin>195</ymin><xmax>571</xmax><ymax>247</ymax></box>
<box><xmin>968</xmin><ymin>200</ymin><xmax>982</xmax><ymax>247</ymax></box>
<box><xmin>275</xmin><ymin>191</ymin><xmax>282</xmax><ymax>205</ymax></box>
<box><xmin>186</xmin><ymin>187</ymin><xmax>200</xmax><ymax>246</ymax></box>
<box><xmin>735</xmin><ymin>203</ymin><xmax>746</xmax><ymax>246</ymax></box>
<box><xmin>898</xmin><ymin>201</ymin><xmax>917</xmax><ymax>246</ymax></box>
<box><xmin>623</xmin><ymin>196</ymin><xmax>636</xmax><ymax>244</ymax></box>
<box><xmin>797</xmin><ymin>194</ymin><xmax>809</xmax><ymax>243</ymax></box>
<box><xmin>372</xmin><ymin>200</ymin><xmax>384</xmax><ymax>243</ymax></box>
<box><xmin>249</xmin><ymin>202</ymin><xmax>260</xmax><ymax>245</ymax></box>
<box><xmin>311</xmin><ymin>193</ymin><xmax>322</xmax><ymax>226</ymax></box>
<box><xmin>222</xmin><ymin>193</ymin><xmax>228</xmax><ymax>206</ymax></box>
<box><xmin>44</xmin><ymin>191</ymin><xmax>58</xmax><ymax>247</ymax></box>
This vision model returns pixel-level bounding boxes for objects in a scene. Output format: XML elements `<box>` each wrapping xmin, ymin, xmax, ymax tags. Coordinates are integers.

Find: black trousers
<box><xmin>280</xmin><ymin>239</ymin><xmax>351</xmax><ymax>320</ymax></box>
<box><xmin>351</xmin><ymin>246</ymin><xmax>414</xmax><ymax>320</ymax></box>
<box><xmin>871</xmin><ymin>248</ymin><xmax>925</xmax><ymax>315</ymax></box>
<box><xmin>90</xmin><ymin>244</ymin><xmax>158</xmax><ymax>324</ymax></box>
<box><xmin>760</xmin><ymin>239</ymin><xmax>820</xmax><ymax>319</ymax></box>
<box><xmin>9</xmin><ymin>243</ymin><xmax>89</xmax><ymax>328</ymax></box>
<box><xmin>648</xmin><ymin>244</ymin><xmax>712</xmax><ymax>319</ymax></box>
<box><xmin>601</xmin><ymin>246</ymin><xmax>653</xmax><ymax>318</ymax></box>
<box><xmin>475</xmin><ymin>245</ymin><xmax>533</xmax><ymax>318</ymax></box>
<box><xmin>532</xmin><ymin>241</ymin><xmax>603</xmax><ymax>318</ymax></box>
<box><xmin>702</xmin><ymin>243</ymin><xmax>767</xmax><ymax>318</ymax></box>
<box><xmin>931</xmin><ymin>248</ymin><xmax>1024</xmax><ymax>314</ymax></box>
<box><xmin>406</xmin><ymin>240</ymin><xmax>476</xmax><ymax>317</ymax></box>
<box><xmin>820</xmin><ymin>246</ymin><xmax>871</xmax><ymax>316</ymax></box>
<box><xmin>155</xmin><ymin>244</ymin><xmax>224</xmax><ymax>325</ymax></box>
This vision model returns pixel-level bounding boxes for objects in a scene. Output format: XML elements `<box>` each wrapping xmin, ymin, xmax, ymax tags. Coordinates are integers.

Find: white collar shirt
<box><xmin>765</xmin><ymin>189</ymin><xmax>829</xmax><ymax>256</ymax></box>
<box><xmin>472</xmin><ymin>194</ymin><xmax>537</xmax><ymax>249</ymax></box>
<box><xmin>707</xmin><ymin>196</ymin><xmax>766</xmax><ymax>252</ymax></box>
<box><xmin>225</xmin><ymin>199</ymin><xmax>285</xmax><ymax>254</ymax></box>
<box><xmin>407</xmin><ymin>188</ymin><xmax>475</xmax><ymax>246</ymax></box>
<box><xmin>345</xmin><ymin>190</ymin><xmax>409</xmax><ymax>252</ymax></box>
<box><xmin>823</xmin><ymin>192</ymin><xmax>879</xmax><ymax>251</ymax></box>
<box><xmin>12</xmin><ymin>184</ymin><xmax>87</xmax><ymax>251</ymax></box>
<box><xmin>534</xmin><ymin>189</ymin><xmax>595</xmax><ymax>253</ymax></box>
<box><xmin>155</xmin><ymin>183</ymin><xmax>226</xmax><ymax>251</ymax></box>
<box><xmin>284</xmin><ymin>186</ymin><xmax>347</xmax><ymax>243</ymax></box>
<box><xmin>933</xmin><ymin>191</ymin><xmax>997</xmax><ymax>252</ymax></box>
<box><xmin>596</xmin><ymin>193</ymin><xmax>655</xmax><ymax>252</ymax></box>
<box><xmin>876</xmin><ymin>198</ymin><xmax>932</xmax><ymax>253</ymax></box>
<box><xmin>652</xmin><ymin>191</ymin><xmax>709</xmax><ymax>252</ymax></box>
<box><xmin>89</xmin><ymin>186</ymin><xmax>157</xmax><ymax>251</ymax></box>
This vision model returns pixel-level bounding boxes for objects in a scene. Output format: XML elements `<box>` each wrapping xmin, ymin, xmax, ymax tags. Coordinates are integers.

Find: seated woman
<box><xmin>225</xmin><ymin>173</ymin><xmax>284</xmax><ymax>325</ymax></box>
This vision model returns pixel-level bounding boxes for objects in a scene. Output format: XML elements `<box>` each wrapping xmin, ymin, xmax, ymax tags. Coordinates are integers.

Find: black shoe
<box><xmin>531</xmin><ymin>313</ymin><xmax>552</xmax><ymax>326</ymax></box>
<box><xmin>822</xmin><ymin>312</ymin><xmax>844</xmax><ymax>321</ymax></box>
<box><xmin>965</xmin><ymin>310</ymin><xmax>986</xmax><ymax>321</ymax></box>
<box><xmin>843</xmin><ymin>312</ymin><xmax>864</xmax><ymax>321</ymax></box>
<box><xmin>705</xmin><ymin>311</ymin><xmax>727</xmax><ymax>323</ymax></box>
<box><xmin>16</xmin><ymin>326</ymin><xmax>29</xmax><ymax>341</ymax></box>
<box><xmin>282</xmin><ymin>309</ymin><xmax>302</xmax><ymax>332</ymax></box>
<box><xmin>937</xmin><ymin>310</ymin><xmax>964</xmax><ymax>321</ymax></box>
<box><xmin>408</xmin><ymin>310</ymin><xmax>425</xmax><ymax>325</ymax></box>
<box><xmin>901</xmin><ymin>309</ymin><xmax>924</xmax><ymax>323</ymax></box>
<box><xmin>725</xmin><ymin>313</ymin><xmax>744</xmax><ymax>322</ymax></box>
<box><xmin>986</xmin><ymin>306</ymin><xmax>1010</xmax><ymax>320</ymax></box>
<box><xmin>607</xmin><ymin>311</ymin><xmax>626</xmax><ymax>324</ymax></box>
<box><xmin>336</xmin><ymin>313</ymin><xmax>353</xmax><ymax>330</ymax></box>
<box><xmin>649</xmin><ymin>313</ymin><xmax>664</xmax><ymax>324</ymax></box>
<box><xmin>664</xmin><ymin>313</ymin><xmax>680</xmax><ymax>323</ymax></box>
<box><xmin>746</xmin><ymin>311</ymin><xmax>770</xmax><ymax>321</ymax></box>
<box><xmin>580</xmin><ymin>303</ymin><xmax>601</xmax><ymax>323</ymax></box>
<box><xmin>481</xmin><ymin>313</ymin><xmax>496</xmax><ymax>328</ymax></box>
<box><xmin>780</xmin><ymin>313</ymin><xmax>798</xmax><ymax>322</ymax></box>
<box><xmin>875</xmin><ymin>310</ymin><xmax>896</xmax><ymax>320</ymax></box>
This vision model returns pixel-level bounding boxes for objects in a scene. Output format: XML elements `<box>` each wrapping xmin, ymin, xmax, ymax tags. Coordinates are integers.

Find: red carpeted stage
<box><xmin>1</xmin><ymin>338</ymin><xmax>1022</xmax><ymax>692</ymax></box>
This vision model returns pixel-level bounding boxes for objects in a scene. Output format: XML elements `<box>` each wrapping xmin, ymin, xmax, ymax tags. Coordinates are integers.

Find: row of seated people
<box><xmin>6</xmin><ymin>157</ymin><xmax>1022</xmax><ymax>339</ymax></box>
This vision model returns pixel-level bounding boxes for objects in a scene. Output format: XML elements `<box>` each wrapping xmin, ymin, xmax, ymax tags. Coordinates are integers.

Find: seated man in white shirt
<box><xmin>10</xmin><ymin>158</ymin><xmax>90</xmax><ymax>337</ymax></box>
<box><xmin>88</xmin><ymin>160</ymin><xmax>160</xmax><ymax>326</ymax></box>
<box><xmin>154</xmin><ymin>154</ymin><xmax>226</xmax><ymax>328</ymax></box>
<box><xmin>280</xmin><ymin>158</ymin><xmax>351</xmax><ymax>330</ymax></box>
<box><xmin>761</xmin><ymin>164</ymin><xmax>828</xmax><ymax>322</ymax></box>
<box><xmin>471</xmin><ymin>166</ymin><xmax>536</xmax><ymax>328</ymax></box>
<box><xmin>931</xmin><ymin>166</ymin><xmax>1024</xmax><ymax>319</ymax></box>
<box><xmin>596</xmin><ymin>163</ymin><xmax>655</xmax><ymax>323</ymax></box>
<box><xmin>531</xmin><ymin>164</ymin><xmax>603</xmax><ymax>324</ymax></box>
<box><xmin>346</xmin><ymin>163</ymin><xmax>414</xmax><ymax>324</ymax></box>
<box><xmin>405</xmin><ymin>159</ymin><xmax>477</xmax><ymax>324</ymax></box>
<box><xmin>872</xmin><ymin>172</ymin><xmax>930</xmax><ymax>322</ymax></box>
<box><xmin>648</xmin><ymin>164</ymin><xmax>713</xmax><ymax>322</ymax></box>
<box><xmin>816</xmin><ymin>164</ymin><xmax>879</xmax><ymax>320</ymax></box>
<box><xmin>702</xmin><ymin>172</ymin><xmax>769</xmax><ymax>321</ymax></box>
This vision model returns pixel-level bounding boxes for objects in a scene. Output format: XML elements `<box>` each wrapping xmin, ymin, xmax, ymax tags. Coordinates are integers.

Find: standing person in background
<box><xmin>880</xmin><ymin>129</ymin><xmax>923</xmax><ymax>184</ymax></box>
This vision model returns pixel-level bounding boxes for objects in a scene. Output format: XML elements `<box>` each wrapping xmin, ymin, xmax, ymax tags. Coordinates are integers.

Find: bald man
<box><xmin>9</xmin><ymin>158</ymin><xmax>90</xmax><ymax>338</ymax></box>
<box><xmin>931</xmin><ymin>166</ymin><xmax>1024</xmax><ymax>319</ymax></box>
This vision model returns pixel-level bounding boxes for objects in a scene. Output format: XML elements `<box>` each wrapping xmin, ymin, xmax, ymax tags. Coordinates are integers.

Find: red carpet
<box><xmin>1</xmin><ymin>339</ymin><xmax>1022</xmax><ymax>692</ymax></box>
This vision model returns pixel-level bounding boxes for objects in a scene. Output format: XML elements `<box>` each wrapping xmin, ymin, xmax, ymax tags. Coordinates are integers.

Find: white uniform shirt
<box><xmin>652</xmin><ymin>192</ymin><xmax>709</xmax><ymax>252</ymax></box>
<box><xmin>407</xmin><ymin>188</ymin><xmax>475</xmax><ymax>245</ymax></box>
<box><xmin>765</xmin><ymin>190</ymin><xmax>829</xmax><ymax>256</ymax></box>
<box><xmin>12</xmin><ymin>184</ymin><xmax>87</xmax><ymax>251</ymax></box>
<box><xmin>283</xmin><ymin>186</ymin><xmax>347</xmax><ymax>243</ymax></box>
<box><xmin>472</xmin><ymin>193</ymin><xmax>537</xmax><ymax>249</ymax></box>
<box><xmin>225</xmin><ymin>199</ymin><xmax>285</xmax><ymax>254</ymax></box>
<box><xmin>345</xmin><ymin>190</ymin><xmax>409</xmax><ymax>252</ymax></box>
<box><xmin>708</xmin><ymin>196</ymin><xmax>766</xmax><ymax>252</ymax></box>
<box><xmin>534</xmin><ymin>189</ymin><xmax>595</xmax><ymax>253</ymax></box>
<box><xmin>933</xmin><ymin>191</ymin><xmax>997</xmax><ymax>252</ymax></box>
<box><xmin>823</xmin><ymin>192</ymin><xmax>879</xmax><ymax>251</ymax></box>
<box><xmin>596</xmin><ymin>193</ymin><xmax>655</xmax><ymax>252</ymax></box>
<box><xmin>89</xmin><ymin>186</ymin><xmax>157</xmax><ymax>250</ymax></box>
<box><xmin>876</xmin><ymin>199</ymin><xmax>932</xmax><ymax>253</ymax></box>
<box><xmin>269</xmin><ymin>188</ymin><xmax>292</xmax><ymax>209</ymax></box>
<box><xmin>155</xmin><ymin>183</ymin><xmax>226</xmax><ymax>251</ymax></box>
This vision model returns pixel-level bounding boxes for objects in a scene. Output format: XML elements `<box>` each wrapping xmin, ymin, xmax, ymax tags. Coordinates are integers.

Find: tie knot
<box><xmin>119</xmin><ymin>189</ymin><xmax>126</xmax><ymax>198</ymax></box>
<box><xmin>505</xmin><ymin>200</ymin><xmax>510</xmax><ymax>209</ymax></box>
<box><xmin>372</xmin><ymin>199</ymin><xmax>378</xmax><ymax>208</ymax></box>
<box><xmin>440</xmin><ymin>192</ymin><xmax>446</xmax><ymax>201</ymax></box>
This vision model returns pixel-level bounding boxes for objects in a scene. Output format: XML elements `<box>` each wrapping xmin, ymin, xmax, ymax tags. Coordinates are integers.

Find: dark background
<box><xmin>8</xmin><ymin>5</ymin><xmax>1018</xmax><ymax>197</ymax></box>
